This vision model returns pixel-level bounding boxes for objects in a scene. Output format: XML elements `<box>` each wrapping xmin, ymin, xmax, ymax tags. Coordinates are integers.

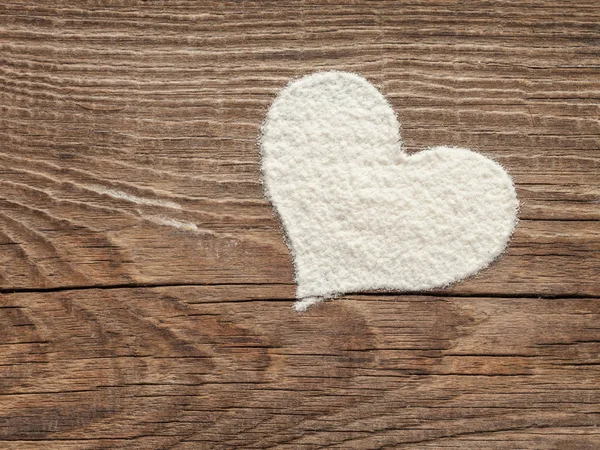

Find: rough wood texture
<box><xmin>0</xmin><ymin>1</ymin><xmax>599</xmax><ymax>448</ymax></box>
<box><xmin>1</xmin><ymin>288</ymin><xmax>600</xmax><ymax>449</ymax></box>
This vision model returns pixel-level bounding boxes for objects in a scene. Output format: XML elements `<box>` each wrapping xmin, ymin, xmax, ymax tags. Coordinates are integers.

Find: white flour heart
<box><xmin>260</xmin><ymin>71</ymin><xmax>518</xmax><ymax>311</ymax></box>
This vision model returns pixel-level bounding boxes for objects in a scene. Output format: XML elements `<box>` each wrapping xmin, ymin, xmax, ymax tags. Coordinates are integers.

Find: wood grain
<box><xmin>1</xmin><ymin>287</ymin><xmax>600</xmax><ymax>449</ymax></box>
<box><xmin>0</xmin><ymin>0</ymin><xmax>599</xmax><ymax>448</ymax></box>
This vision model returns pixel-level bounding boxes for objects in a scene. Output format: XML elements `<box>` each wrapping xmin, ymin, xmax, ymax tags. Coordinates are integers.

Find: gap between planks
<box><xmin>0</xmin><ymin>281</ymin><xmax>598</xmax><ymax>300</ymax></box>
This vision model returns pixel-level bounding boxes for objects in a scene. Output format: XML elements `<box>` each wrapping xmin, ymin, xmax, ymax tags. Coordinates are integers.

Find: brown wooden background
<box><xmin>1</xmin><ymin>1</ymin><xmax>599</xmax><ymax>448</ymax></box>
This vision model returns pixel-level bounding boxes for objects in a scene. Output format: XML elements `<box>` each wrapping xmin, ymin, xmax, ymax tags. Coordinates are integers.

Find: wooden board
<box><xmin>0</xmin><ymin>1</ymin><xmax>599</xmax><ymax>448</ymax></box>
<box><xmin>1</xmin><ymin>287</ymin><xmax>600</xmax><ymax>449</ymax></box>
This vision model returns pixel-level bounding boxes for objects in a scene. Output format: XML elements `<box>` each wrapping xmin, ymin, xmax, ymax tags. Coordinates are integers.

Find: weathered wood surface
<box><xmin>2</xmin><ymin>288</ymin><xmax>600</xmax><ymax>449</ymax></box>
<box><xmin>0</xmin><ymin>1</ymin><xmax>599</xmax><ymax>448</ymax></box>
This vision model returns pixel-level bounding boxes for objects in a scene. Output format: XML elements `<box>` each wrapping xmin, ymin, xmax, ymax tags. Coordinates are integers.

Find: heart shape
<box><xmin>261</xmin><ymin>71</ymin><xmax>518</xmax><ymax>311</ymax></box>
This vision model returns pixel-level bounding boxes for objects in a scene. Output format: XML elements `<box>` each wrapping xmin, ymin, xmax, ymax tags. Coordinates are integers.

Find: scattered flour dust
<box><xmin>260</xmin><ymin>71</ymin><xmax>519</xmax><ymax>312</ymax></box>
<box><xmin>145</xmin><ymin>215</ymin><xmax>201</xmax><ymax>234</ymax></box>
<box><xmin>88</xmin><ymin>185</ymin><xmax>201</xmax><ymax>234</ymax></box>
<box><xmin>88</xmin><ymin>185</ymin><xmax>182</xmax><ymax>209</ymax></box>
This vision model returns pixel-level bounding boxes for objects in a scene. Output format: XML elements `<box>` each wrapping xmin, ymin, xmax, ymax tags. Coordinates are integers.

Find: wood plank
<box><xmin>0</xmin><ymin>286</ymin><xmax>599</xmax><ymax>448</ymax></box>
<box><xmin>0</xmin><ymin>156</ymin><xmax>598</xmax><ymax>293</ymax></box>
<box><xmin>0</xmin><ymin>1</ymin><xmax>599</xmax><ymax>294</ymax></box>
